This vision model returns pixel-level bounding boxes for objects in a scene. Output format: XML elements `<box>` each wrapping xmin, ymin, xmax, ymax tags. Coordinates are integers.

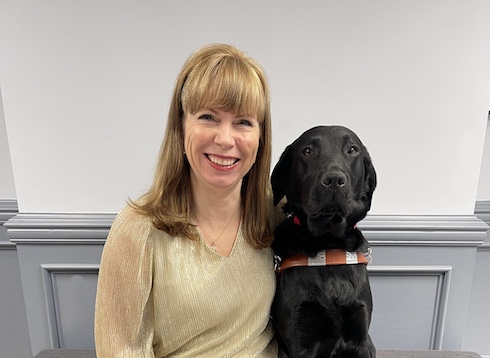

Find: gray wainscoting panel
<box><xmin>358</xmin><ymin>215</ymin><xmax>487</xmax><ymax>352</ymax></box>
<box><xmin>6</xmin><ymin>213</ymin><xmax>114</xmax><ymax>357</ymax></box>
<box><xmin>41</xmin><ymin>264</ymin><xmax>99</xmax><ymax>349</ymax></box>
<box><xmin>0</xmin><ymin>200</ymin><xmax>32</xmax><ymax>358</ymax></box>
<box><xmin>4</xmin><ymin>212</ymin><xmax>489</xmax><ymax>356</ymax></box>
<box><xmin>462</xmin><ymin>201</ymin><xmax>490</xmax><ymax>357</ymax></box>
<box><xmin>368</xmin><ymin>266</ymin><xmax>451</xmax><ymax>350</ymax></box>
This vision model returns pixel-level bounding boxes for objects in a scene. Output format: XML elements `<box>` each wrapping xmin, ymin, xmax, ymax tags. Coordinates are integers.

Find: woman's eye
<box><xmin>303</xmin><ymin>147</ymin><xmax>313</xmax><ymax>156</ymax></box>
<box><xmin>237</xmin><ymin>119</ymin><xmax>253</xmax><ymax>127</ymax></box>
<box><xmin>198</xmin><ymin>114</ymin><xmax>215</xmax><ymax>121</ymax></box>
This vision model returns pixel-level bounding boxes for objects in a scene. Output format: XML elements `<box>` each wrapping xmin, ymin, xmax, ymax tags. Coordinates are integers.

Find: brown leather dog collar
<box><xmin>275</xmin><ymin>249</ymin><xmax>371</xmax><ymax>275</ymax></box>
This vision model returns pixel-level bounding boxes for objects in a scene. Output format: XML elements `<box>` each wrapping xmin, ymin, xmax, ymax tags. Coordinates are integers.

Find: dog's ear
<box><xmin>363</xmin><ymin>152</ymin><xmax>377</xmax><ymax>200</ymax></box>
<box><xmin>271</xmin><ymin>144</ymin><xmax>294</xmax><ymax>206</ymax></box>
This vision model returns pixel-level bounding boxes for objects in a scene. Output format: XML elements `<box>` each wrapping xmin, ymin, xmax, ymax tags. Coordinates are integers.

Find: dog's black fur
<box><xmin>271</xmin><ymin>125</ymin><xmax>377</xmax><ymax>358</ymax></box>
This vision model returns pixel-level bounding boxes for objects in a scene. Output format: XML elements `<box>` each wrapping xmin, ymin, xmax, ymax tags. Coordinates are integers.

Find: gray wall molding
<box><xmin>0</xmin><ymin>198</ymin><xmax>18</xmax><ymax>221</ymax></box>
<box><xmin>475</xmin><ymin>200</ymin><xmax>490</xmax><ymax>214</ymax></box>
<box><xmin>4</xmin><ymin>212</ymin><xmax>488</xmax><ymax>246</ymax></box>
<box><xmin>0</xmin><ymin>199</ymin><xmax>18</xmax><ymax>249</ymax></box>
<box><xmin>359</xmin><ymin>215</ymin><xmax>488</xmax><ymax>247</ymax></box>
<box><xmin>5</xmin><ymin>213</ymin><xmax>116</xmax><ymax>244</ymax></box>
<box><xmin>474</xmin><ymin>200</ymin><xmax>490</xmax><ymax>250</ymax></box>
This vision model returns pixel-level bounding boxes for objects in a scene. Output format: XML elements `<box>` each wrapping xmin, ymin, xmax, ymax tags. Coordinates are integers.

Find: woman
<box><xmin>94</xmin><ymin>44</ymin><xmax>278</xmax><ymax>357</ymax></box>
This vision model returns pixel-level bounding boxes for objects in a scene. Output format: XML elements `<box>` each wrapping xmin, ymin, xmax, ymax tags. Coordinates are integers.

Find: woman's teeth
<box><xmin>207</xmin><ymin>154</ymin><xmax>238</xmax><ymax>167</ymax></box>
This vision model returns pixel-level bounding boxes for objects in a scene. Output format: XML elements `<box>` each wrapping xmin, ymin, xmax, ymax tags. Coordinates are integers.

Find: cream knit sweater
<box><xmin>95</xmin><ymin>206</ymin><xmax>278</xmax><ymax>357</ymax></box>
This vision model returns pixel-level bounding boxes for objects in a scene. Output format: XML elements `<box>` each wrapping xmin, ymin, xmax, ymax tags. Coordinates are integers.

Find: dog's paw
<box><xmin>331</xmin><ymin>338</ymin><xmax>375</xmax><ymax>358</ymax></box>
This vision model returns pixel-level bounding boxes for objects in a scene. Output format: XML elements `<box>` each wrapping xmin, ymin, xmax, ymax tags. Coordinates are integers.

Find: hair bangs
<box><xmin>181</xmin><ymin>56</ymin><xmax>267</xmax><ymax>122</ymax></box>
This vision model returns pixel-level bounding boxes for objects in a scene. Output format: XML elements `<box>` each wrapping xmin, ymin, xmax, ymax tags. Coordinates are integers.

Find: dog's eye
<box><xmin>347</xmin><ymin>146</ymin><xmax>359</xmax><ymax>155</ymax></box>
<box><xmin>303</xmin><ymin>147</ymin><xmax>314</xmax><ymax>156</ymax></box>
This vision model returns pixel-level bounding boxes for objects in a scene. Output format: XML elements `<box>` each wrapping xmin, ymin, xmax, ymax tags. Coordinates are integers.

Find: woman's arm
<box><xmin>94</xmin><ymin>208</ymin><xmax>155</xmax><ymax>357</ymax></box>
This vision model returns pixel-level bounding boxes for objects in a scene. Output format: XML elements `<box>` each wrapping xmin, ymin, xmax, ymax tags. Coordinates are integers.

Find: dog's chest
<box><xmin>275</xmin><ymin>264</ymin><xmax>370</xmax><ymax>309</ymax></box>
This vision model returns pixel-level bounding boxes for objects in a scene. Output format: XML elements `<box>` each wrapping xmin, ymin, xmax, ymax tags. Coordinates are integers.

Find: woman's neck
<box><xmin>190</xmin><ymin>180</ymin><xmax>242</xmax><ymax>223</ymax></box>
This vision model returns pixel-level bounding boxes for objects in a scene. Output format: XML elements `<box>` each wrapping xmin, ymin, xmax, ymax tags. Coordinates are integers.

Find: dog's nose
<box><xmin>321</xmin><ymin>172</ymin><xmax>347</xmax><ymax>189</ymax></box>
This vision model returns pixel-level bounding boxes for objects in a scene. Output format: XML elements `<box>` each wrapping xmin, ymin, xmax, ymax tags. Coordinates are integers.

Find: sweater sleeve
<box><xmin>94</xmin><ymin>207</ymin><xmax>155</xmax><ymax>358</ymax></box>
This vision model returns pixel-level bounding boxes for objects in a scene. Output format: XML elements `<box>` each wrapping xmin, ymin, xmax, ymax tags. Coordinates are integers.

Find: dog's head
<box><xmin>272</xmin><ymin>126</ymin><xmax>376</xmax><ymax>236</ymax></box>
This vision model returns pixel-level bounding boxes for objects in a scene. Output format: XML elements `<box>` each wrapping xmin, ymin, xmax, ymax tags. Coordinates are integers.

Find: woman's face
<box><xmin>183</xmin><ymin>108</ymin><xmax>260</xmax><ymax>193</ymax></box>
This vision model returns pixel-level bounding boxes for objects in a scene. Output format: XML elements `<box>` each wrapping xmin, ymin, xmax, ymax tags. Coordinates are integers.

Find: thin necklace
<box><xmin>194</xmin><ymin>212</ymin><xmax>237</xmax><ymax>252</ymax></box>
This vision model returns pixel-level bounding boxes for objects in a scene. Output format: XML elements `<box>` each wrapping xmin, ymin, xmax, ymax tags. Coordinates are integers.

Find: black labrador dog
<box><xmin>271</xmin><ymin>125</ymin><xmax>377</xmax><ymax>358</ymax></box>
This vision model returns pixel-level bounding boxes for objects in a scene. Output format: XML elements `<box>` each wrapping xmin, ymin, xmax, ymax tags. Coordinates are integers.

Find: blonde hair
<box><xmin>131</xmin><ymin>44</ymin><xmax>274</xmax><ymax>249</ymax></box>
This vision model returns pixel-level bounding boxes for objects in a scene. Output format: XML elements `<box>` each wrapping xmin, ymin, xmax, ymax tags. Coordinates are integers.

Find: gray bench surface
<box><xmin>378</xmin><ymin>350</ymin><xmax>481</xmax><ymax>358</ymax></box>
<box><xmin>34</xmin><ymin>349</ymin><xmax>482</xmax><ymax>358</ymax></box>
<box><xmin>35</xmin><ymin>351</ymin><xmax>96</xmax><ymax>358</ymax></box>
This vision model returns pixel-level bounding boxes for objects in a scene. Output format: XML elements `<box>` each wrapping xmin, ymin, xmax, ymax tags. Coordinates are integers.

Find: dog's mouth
<box><xmin>307</xmin><ymin>212</ymin><xmax>346</xmax><ymax>237</ymax></box>
<box><xmin>308</xmin><ymin>200</ymin><xmax>351</xmax><ymax>219</ymax></box>
<box><xmin>304</xmin><ymin>200</ymin><xmax>352</xmax><ymax>235</ymax></box>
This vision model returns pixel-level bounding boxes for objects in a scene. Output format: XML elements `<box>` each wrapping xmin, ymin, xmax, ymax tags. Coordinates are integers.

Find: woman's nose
<box><xmin>214</xmin><ymin>124</ymin><xmax>235</xmax><ymax>148</ymax></box>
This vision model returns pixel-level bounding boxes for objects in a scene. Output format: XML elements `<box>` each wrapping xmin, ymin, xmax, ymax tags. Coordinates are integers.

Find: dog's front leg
<box><xmin>278</xmin><ymin>300</ymin><xmax>336</xmax><ymax>358</ymax></box>
<box><xmin>286</xmin><ymin>342</ymin><xmax>323</xmax><ymax>358</ymax></box>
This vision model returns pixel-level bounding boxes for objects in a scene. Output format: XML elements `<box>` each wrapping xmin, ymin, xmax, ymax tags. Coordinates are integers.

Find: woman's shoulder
<box><xmin>108</xmin><ymin>205</ymin><xmax>160</xmax><ymax>245</ymax></box>
<box><xmin>113</xmin><ymin>204</ymin><xmax>151</xmax><ymax>227</ymax></box>
<box><xmin>115</xmin><ymin>204</ymin><xmax>149</xmax><ymax>222</ymax></box>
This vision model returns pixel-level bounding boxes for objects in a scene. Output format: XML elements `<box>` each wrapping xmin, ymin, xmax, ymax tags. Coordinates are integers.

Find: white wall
<box><xmin>0</xmin><ymin>87</ymin><xmax>16</xmax><ymax>199</ymax></box>
<box><xmin>1</xmin><ymin>0</ymin><xmax>489</xmax><ymax>214</ymax></box>
<box><xmin>477</xmin><ymin>115</ymin><xmax>490</xmax><ymax>200</ymax></box>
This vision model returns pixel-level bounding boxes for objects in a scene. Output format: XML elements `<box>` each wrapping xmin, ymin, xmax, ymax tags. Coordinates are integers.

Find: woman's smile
<box><xmin>206</xmin><ymin>154</ymin><xmax>240</xmax><ymax>168</ymax></box>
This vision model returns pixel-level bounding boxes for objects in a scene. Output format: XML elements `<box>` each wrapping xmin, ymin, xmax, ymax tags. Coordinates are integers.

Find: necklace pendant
<box><xmin>211</xmin><ymin>242</ymin><xmax>217</xmax><ymax>251</ymax></box>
